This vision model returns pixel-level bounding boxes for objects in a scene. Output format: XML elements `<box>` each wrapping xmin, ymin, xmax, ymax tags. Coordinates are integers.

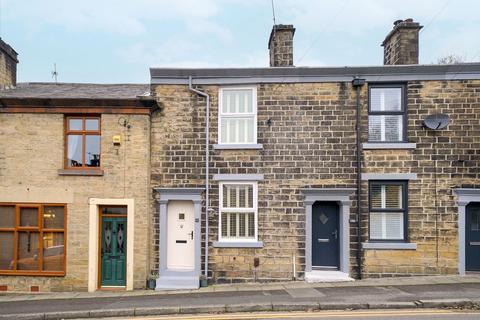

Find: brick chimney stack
<box><xmin>382</xmin><ymin>19</ymin><xmax>423</xmax><ymax>65</ymax></box>
<box><xmin>268</xmin><ymin>24</ymin><xmax>295</xmax><ymax>67</ymax></box>
<box><xmin>0</xmin><ymin>38</ymin><xmax>18</xmax><ymax>89</ymax></box>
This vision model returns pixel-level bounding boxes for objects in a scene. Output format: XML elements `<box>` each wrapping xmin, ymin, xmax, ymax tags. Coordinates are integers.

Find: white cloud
<box><xmin>5</xmin><ymin>0</ymin><xmax>480</xmax><ymax>78</ymax></box>
<box><xmin>3</xmin><ymin>0</ymin><xmax>226</xmax><ymax>37</ymax></box>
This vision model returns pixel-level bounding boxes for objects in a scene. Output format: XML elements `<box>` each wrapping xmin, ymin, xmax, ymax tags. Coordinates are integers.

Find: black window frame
<box><xmin>368</xmin><ymin>83</ymin><xmax>408</xmax><ymax>143</ymax></box>
<box><xmin>368</xmin><ymin>180</ymin><xmax>408</xmax><ymax>242</ymax></box>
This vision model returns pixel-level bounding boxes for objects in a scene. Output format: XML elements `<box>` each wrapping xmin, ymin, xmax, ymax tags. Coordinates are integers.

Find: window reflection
<box><xmin>17</xmin><ymin>232</ymin><xmax>40</xmax><ymax>270</ymax></box>
<box><xmin>85</xmin><ymin>135</ymin><xmax>100</xmax><ymax>167</ymax></box>
<box><xmin>43</xmin><ymin>233</ymin><xmax>64</xmax><ymax>271</ymax></box>
<box><xmin>0</xmin><ymin>232</ymin><xmax>14</xmax><ymax>270</ymax></box>
<box><xmin>86</xmin><ymin>119</ymin><xmax>99</xmax><ymax>131</ymax></box>
<box><xmin>68</xmin><ymin>119</ymin><xmax>82</xmax><ymax>131</ymax></box>
<box><xmin>43</xmin><ymin>207</ymin><xmax>64</xmax><ymax>229</ymax></box>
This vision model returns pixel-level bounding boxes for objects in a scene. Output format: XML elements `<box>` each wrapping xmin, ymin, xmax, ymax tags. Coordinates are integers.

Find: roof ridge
<box><xmin>19</xmin><ymin>82</ymin><xmax>148</xmax><ymax>86</ymax></box>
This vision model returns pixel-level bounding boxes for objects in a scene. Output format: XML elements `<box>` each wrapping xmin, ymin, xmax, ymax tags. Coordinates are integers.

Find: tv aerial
<box><xmin>423</xmin><ymin>113</ymin><xmax>450</xmax><ymax>130</ymax></box>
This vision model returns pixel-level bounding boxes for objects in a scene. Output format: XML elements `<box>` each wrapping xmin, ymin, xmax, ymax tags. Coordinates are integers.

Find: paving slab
<box><xmin>286</xmin><ymin>288</ymin><xmax>325</xmax><ymax>298</ymax></box>
<box><xmin>367</xmin><ymin>301</ymin><xmax>417</xmax><ymax>309</ymax></box>
<box><xmin>272</xmin><ymin>301</ymin><xmax>320</xmax><ymax>311</ymax></box>
<box><xmin>225</xmin><ymin>302</ymin><xmax>273</xmax><ymax>313</ymax></box>
<box><xmin>179</xmin><ymin>304</ymin><xmax>226</xmax><ymax>314</ymax></box>
<box><xmin>419</xmin><ymin>298</ymin><xmax>473</xmax><ymax>308</ymax></box>
<box><xmin>134</xmin><ymin>306</ymin><xmax>180</xmax><ymax>316</ymax></box>
<box><xmin>44</xmin><ymin>310</ymin><xmax>90</xmax><ymax>320</ymax></box>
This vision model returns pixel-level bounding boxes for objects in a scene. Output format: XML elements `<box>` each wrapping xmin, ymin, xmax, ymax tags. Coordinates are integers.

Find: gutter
<box><xmin>352</xmin><ymin>76</ymin><xmax>365</xmax><ymax>279</ymax></box>
<box><xmin>188</xmin><ymin>76</ymin><xmax>210</xmax><ymax>282</ymax></box>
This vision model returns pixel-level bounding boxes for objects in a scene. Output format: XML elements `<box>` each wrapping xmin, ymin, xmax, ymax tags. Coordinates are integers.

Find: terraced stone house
<box><xmin>0</xmin><ymin>39</ymin><xmax>158</xmax><ymax>291</ymax></box>
<box><xmin>151</xmin><ymin>19</ymin><xmax>480</xmax><ymax>288</ymax></box>
<box><xmin>1</xmin><ymin>19</ymin><xmax>480</xmax><ymax>292</ymax></box>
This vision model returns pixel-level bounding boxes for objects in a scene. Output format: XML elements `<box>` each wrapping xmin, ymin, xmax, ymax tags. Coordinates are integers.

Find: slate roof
<box><xmin>0</xmin><ymin>82</ymin><xmax>151</xmax><ymax>100</ymax></box>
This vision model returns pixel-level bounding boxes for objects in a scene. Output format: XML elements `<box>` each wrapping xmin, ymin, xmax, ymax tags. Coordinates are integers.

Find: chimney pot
<box><xmin>382</xmin><ymin>18</ymin><xmax>423</xmax><ymax>65</ymax></box>
<box><xmin>268</xmin><ymin>24</ymin><xmax>295</xmax><ymax>67</ymax></box>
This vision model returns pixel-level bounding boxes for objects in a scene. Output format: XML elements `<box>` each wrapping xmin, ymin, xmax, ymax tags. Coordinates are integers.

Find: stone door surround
<box><xmin>454</xmin><ymin>188</ymin><xmax>480</xmax><ymax>275</ymax></box>
<box><xmin>301</xmin><ymin>188</ymin><xmax>355</xmax><ymax>275</ymax></box>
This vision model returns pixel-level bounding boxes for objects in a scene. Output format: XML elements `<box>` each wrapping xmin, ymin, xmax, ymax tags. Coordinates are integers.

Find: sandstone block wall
<box><xmin>151</xmin><ymin>79</ymin><xmax>480</xmax><ymax>283</ymax></box>
<box><xmin>0</xmin><ymin>113</ymin><xmax>151</xmax><ymax>291</ymax></box>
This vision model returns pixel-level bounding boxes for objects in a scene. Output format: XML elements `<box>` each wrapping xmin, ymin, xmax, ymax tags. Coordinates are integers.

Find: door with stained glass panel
<box><xmin>100</xmin><ymin>206</ymin><xmax>127</xmax><ymax>287</ymax></box>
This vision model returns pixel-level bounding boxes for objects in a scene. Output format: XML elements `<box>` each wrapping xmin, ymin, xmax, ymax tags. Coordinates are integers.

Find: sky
<box><xmin>2</xmin><ymin>0</ymin><xmax>480</xmax><ymax>84</ymax></box>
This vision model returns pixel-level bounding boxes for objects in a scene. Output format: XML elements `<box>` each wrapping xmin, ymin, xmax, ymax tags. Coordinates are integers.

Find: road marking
<box><xmin>125</xmin><ymin>309</ymin><xmax>480</xmax><ymax>320</ymax></box>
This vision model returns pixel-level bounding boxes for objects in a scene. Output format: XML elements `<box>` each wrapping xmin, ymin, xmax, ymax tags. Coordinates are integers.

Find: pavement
<box><xmin>1</xmin><ymin>275</ymin><xmax>480</xmax><ymax>319</ymax></box>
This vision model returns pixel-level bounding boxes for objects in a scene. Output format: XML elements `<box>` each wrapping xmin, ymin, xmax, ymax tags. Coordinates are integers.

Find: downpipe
<box><xmin>188</xmin><ymin>76</ymin><xmax>210</xmax><ymax>282</ymax></box>
<box><xmin>352</xmin><ymin>76</ymin><xmax>365</xmax><ymax>279</ymax></box>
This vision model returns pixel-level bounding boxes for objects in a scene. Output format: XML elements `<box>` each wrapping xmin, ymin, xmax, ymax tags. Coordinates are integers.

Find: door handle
<box><xmin>470</xmin><ymin>242</ymin><xmax>480</xmax><ymax>246</ymax></box>
<box><xmin>188</xmin><ymin>231</ymin><xmax>193</xmax><ymax>240</ymax></box>
<box><xmin>318</xmin><ymin>238</ymin><xmax>329</xmax><ymax>243</ymax></box>
<box><xmin>332</xmin><ymin>230</ymin><xmax>338</xmax><ymax>240</ymax></box>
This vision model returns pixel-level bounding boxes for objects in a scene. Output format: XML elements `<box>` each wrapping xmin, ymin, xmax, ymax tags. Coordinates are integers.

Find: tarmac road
<box><xmin>99</xmin><ymin>309</ymin><xmax>480</xmax><ymax>320</ymax></box>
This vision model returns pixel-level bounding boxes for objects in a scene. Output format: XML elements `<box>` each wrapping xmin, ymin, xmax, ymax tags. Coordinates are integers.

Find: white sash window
<box><xmin>219</xmin><ymin>182</ymin><xmax>257</xmax><ymax>241</ymax></box>
<box><xmin>218</xmin><ymin>87</ymin><xmax>257</xmax><ymax>145</ymax></box>
<box><xmin>368</xmin><ymin>86</ymin><xmax>405</xmax><ymax>142</ymax></box>
<box><xmin>369</xmin><ymin>181</ymin><xmax>407</xmax><ymax>241</ymax></box>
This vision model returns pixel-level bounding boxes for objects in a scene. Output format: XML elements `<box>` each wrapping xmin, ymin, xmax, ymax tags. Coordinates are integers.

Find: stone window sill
<box><xmin>58</xmin><ymin>169</ymin><xmax>104</xmax><ymax>176</ymax></box>
<box><xmin>362</xmin><ymin>242</ymin><xmax>417</xmax><ymax>250</ymax></box>
<box><xmin>213</xmin><ymin>144</ymin><xmax>263</xmax><ymax>150</ymax></box>
<box><xmin>213</xmin><ymin>241</ymin><xmax>263</xmax><ymax>248</ymax></box>
<box><xmin>362</xmin><ymin>143</ymin><xmax>416</xmax><ymax>150</ymax></box>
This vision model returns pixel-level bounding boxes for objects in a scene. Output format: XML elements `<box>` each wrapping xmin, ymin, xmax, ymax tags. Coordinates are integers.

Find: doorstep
<box><xmin>304</xmin><ymin>270</ymin><xmax>354</xmax><ymax>283</ymax></box>
<box><xmin>156</xmin><ymin>275</ymin><xmax>199</xmax><ymax>290</ymax></box>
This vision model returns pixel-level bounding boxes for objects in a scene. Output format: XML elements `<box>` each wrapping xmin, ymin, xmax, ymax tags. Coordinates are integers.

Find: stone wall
<box><xmin>151</xmin><ymin>79</ymin><xmax>480</xmax><ymax>283</ymax></box>
<box><xmin>361</xmin><ymin>80</ymin><xmax>480</xmax><ymax>276</ymax></box>
<box><xmin>382</xmin><ymin>19</ymin><xmax>422</xmax><ymax>65</ymax></box>
<box><xmin>0</xmin><ymin>113</ymin><xmax>151</xmax><ymax>291</ymax></box>
<box><xmin>151</xmin><ymin>83</ymin><xmax>360</xmax><ymax>283</ymax></box>
<box><xmin>269</xmin><ymin>25</ymin><xmax>295</xmax><ymax>67</ymax></box>
<box><xmin>0</xmin><ymin>39</ymin><xmax>18</xmax><ymax>89</ymax></box>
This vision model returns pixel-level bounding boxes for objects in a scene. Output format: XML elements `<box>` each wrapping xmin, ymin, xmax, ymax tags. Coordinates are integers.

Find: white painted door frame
<box><xmin>88</xmin><ymin>198</ymin><xmax>135</xmax><ymax>292</ymax></box>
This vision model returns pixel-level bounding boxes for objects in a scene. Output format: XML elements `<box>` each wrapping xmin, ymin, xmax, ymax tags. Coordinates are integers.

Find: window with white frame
<box><xmin>369</xmin><ymin>181</ymin><xmax>407</xmax><ymax>241</ymax></box>
<box><xmin>219</xmin><ymin>182</ymin><xmax>257</xmax><ymax>241</ymax></box>
<box><xmin>218</xmin><ymin>87</ymin><xmax>257</xmax><ymax>145</ymax></box>
<box><xmin>368</xmin><ymin>85</ymin><xmax>406</xmax><ymax>142</ymax></box>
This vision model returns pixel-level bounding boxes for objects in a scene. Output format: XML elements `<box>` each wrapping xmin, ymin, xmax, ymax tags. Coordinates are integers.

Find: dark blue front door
<box><xmin>466</xmin><ymin>203</ymin><xmax>480</xmax><ymax>271</ymax></box>
<box><xmin>312</xmin><ymin>201</ymin><xmax>339</xmax><ymax>269</ymax></box>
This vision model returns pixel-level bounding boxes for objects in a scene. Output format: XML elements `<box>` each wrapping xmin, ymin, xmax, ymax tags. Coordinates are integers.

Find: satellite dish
<box><xmin>423</xmin><ymin>113</ymin><xmax>450</xmax><ymax>130</ymax></box>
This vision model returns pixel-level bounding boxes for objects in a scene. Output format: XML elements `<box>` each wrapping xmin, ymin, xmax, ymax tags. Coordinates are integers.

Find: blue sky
<box><xmin>3</xmin><ymin>0</ymin><xmax>480</xmax><ymax>84</ymax></box>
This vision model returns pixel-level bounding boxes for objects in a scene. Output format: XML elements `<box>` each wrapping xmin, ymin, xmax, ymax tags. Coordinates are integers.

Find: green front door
<box><xmin>101</xmin><ymin>217</ymin><xmax>127</xmax><ymax>286</ymax></box>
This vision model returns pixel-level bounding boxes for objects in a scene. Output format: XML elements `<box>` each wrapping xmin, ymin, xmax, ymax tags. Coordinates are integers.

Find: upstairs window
<box><xmin>218</xmin><ymin>87</ymin><xmax>257</xmax><ymax>145</ymax></box>
<box><xmin>65</xmin><ymin>116</ymin><xmax>101</xmax><ymax>168</ymax></box>
<box><xmin>219</xmin><ymin>182</ymin><xmax>257</xmax><ymax>242</ymax></box>
<box><xmin>368</xmin><ymin>85</ymin><xmax>406</xmax><ymax>142</ymax></box>
<box><xmin>369</xmin><ymin>181</ymin><xmax>407</xmax><ymax>241</ymax></box>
